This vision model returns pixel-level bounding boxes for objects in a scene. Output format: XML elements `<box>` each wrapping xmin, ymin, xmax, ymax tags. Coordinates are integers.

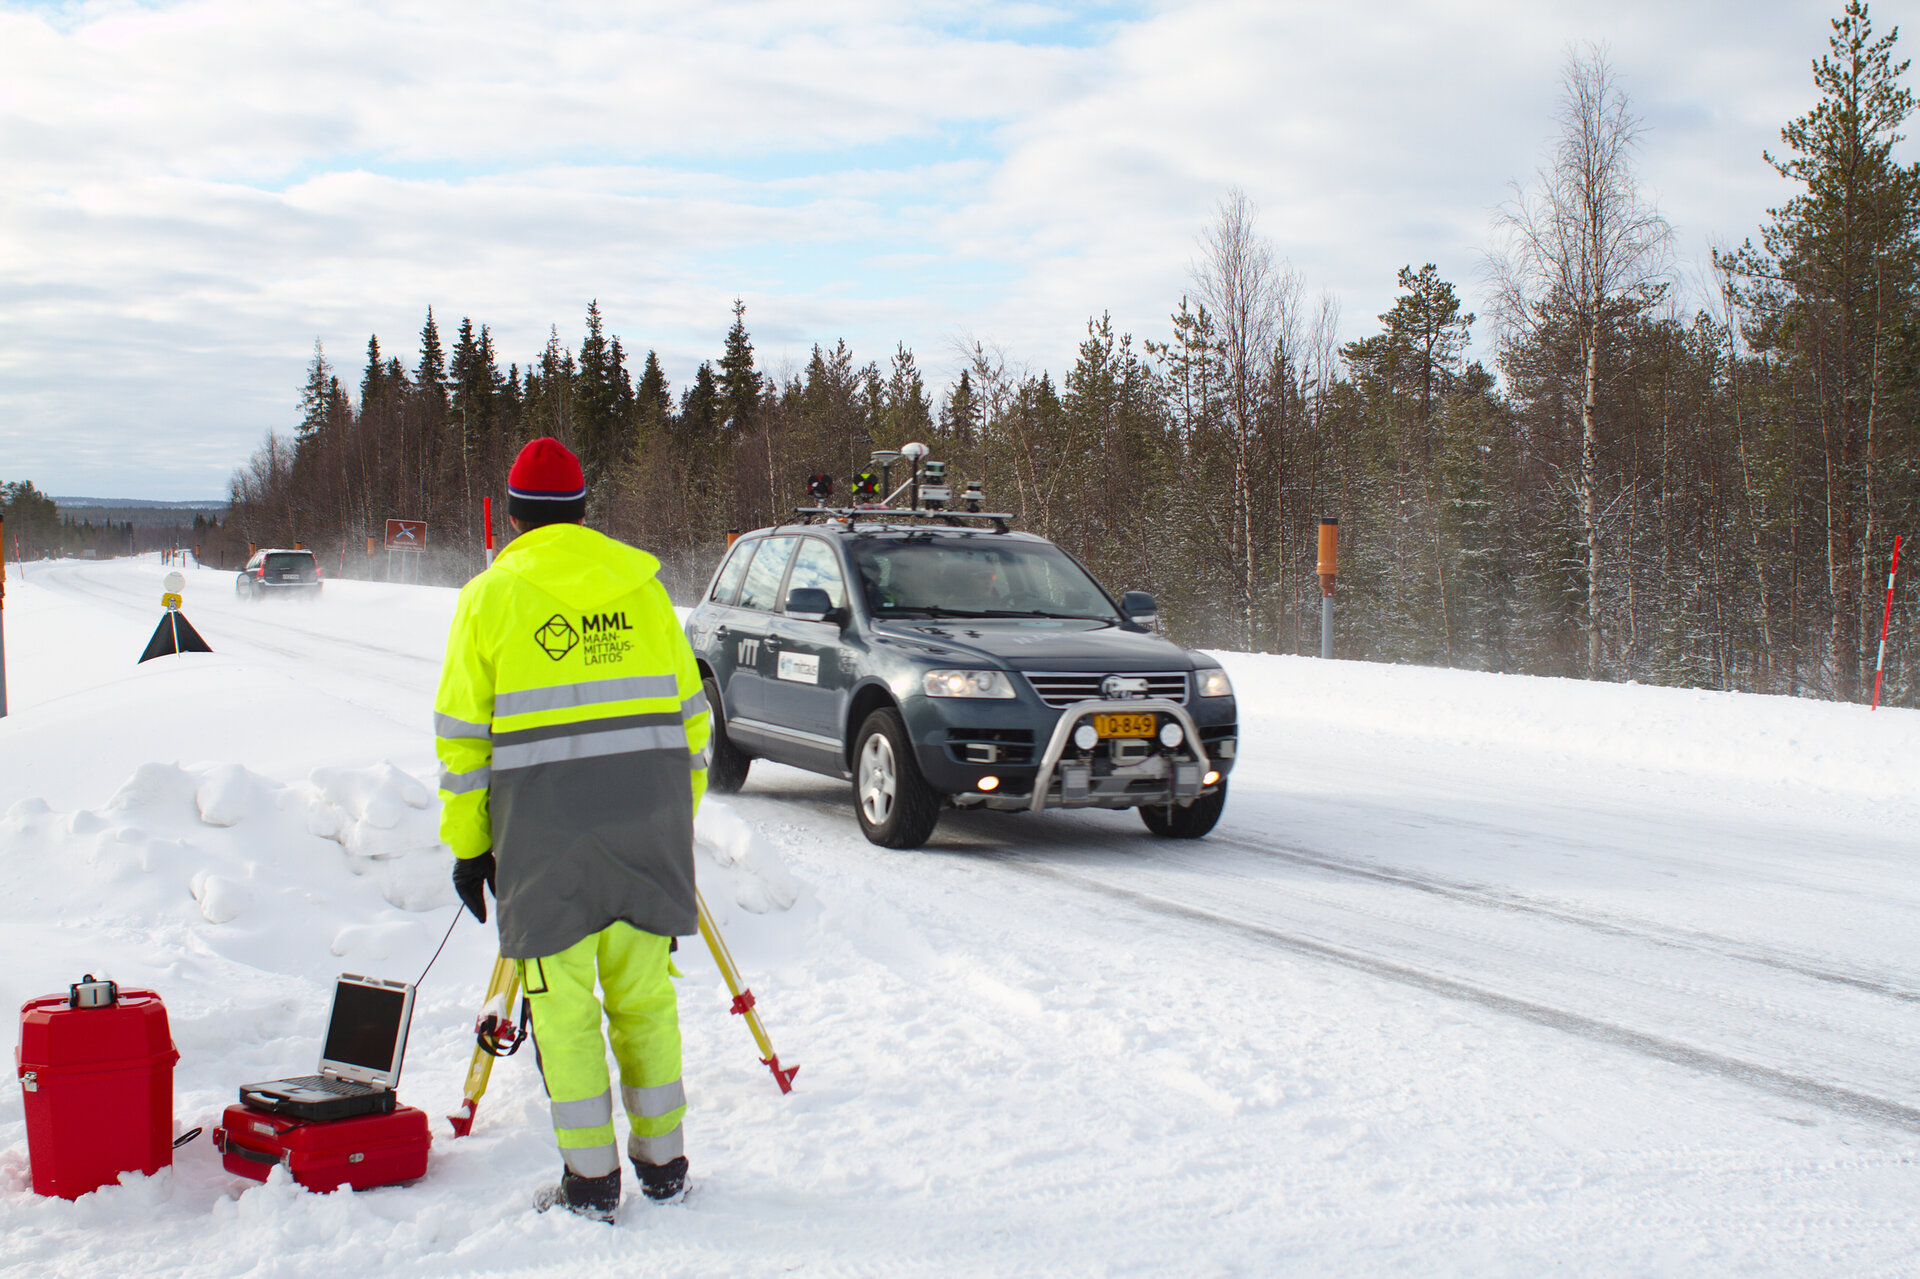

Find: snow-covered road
<box><xmin>2</xmin><ymin>556</ymin><xmax>1917</xmax><ymax>1277</ymax></box>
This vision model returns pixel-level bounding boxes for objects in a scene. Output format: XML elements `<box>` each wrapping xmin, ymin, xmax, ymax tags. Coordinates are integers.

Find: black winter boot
<box><xmin>633</xmin><ymin>1154</ymin><xmax>688</xmax><ymax>1203</ymax></box>
<box><xmin>533</xmin><ymin>1167</ymin><xmax>621</xmax><ymax>1223</ymax></box>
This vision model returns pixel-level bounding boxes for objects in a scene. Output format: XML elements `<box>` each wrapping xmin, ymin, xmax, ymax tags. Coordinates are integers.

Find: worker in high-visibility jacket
<box><xmin>434</xmin><ymin>437</ymin><xmax>710</xmax><ymax>1222</ymax></box>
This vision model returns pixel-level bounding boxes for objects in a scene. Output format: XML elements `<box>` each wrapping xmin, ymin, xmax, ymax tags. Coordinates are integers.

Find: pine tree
<box><xmin>575</xmin><ymin>301</ymin><xmax>625</xmax><ymax>488</ymax></box>
<box><xmin>718</xmin><ymin>299</ymin><xmax>763</xmax><ymax>431</ymax></box>
<box><xmin>636</xmin><ymin>349</ymin><xmax>672</xmax><ymax>443</ymax></box>
<box><xmin>414</xmin><ymin>309</ymin><xmax>448</xmax><ymax>415</ymax></box>
<box><xmin>295</xmin><ymin>340</ymin><xmax>333</xmax><ymax>471</ymax></box>
<box><xmin>1723</xmin><ymin>0</ymin><xmax>1920</xmax><ymax>699</ymax></box>
<box><xmin>940</xmin><ymin>370</ymin><xmax>980</xmax><ymax>440</ymax></box>
<box><xmin>885</xmin><ymin>343</ymin><xmax>933</xmax><ymax>444</ymax></box>
<box><xmin>681</xmin><ymin>361</ymin><xmax>721</xmax><ymax>436</ymax></box>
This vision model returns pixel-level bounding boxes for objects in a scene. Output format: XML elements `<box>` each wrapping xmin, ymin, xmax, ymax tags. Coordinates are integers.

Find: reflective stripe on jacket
<box><xmin>434</xmin><ymin>523</ymin><xmax>711</xmax><ymax>958</ymax></box>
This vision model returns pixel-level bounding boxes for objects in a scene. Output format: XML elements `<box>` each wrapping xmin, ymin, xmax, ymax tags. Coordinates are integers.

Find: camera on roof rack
<box><xmin>920</xmin><ymin>460</ymin><xmax>950</xmax><ymax>509</ymax></box>
<box><xmin>963</xmin><ymin>480</ymin><xmax>985</xmax><ymax>512</ymax></box>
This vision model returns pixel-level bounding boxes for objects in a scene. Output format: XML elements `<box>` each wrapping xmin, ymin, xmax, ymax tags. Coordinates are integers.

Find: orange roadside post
<box><xmin>1316</xmin><ymin>518</ymin><xmax>1338</xmax><ymax>659</ymax></box>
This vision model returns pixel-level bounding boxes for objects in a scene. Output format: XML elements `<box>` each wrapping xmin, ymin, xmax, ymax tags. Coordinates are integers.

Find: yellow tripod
<box><xmin>447</xmin><ymin>890</ymin><xmax>795</xmax><ymax>1137</ymax></box>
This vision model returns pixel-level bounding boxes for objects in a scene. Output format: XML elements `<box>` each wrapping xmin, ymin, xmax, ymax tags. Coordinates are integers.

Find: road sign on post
<box><xmin>385</xmin><ymin>520</ymin><xmax>427</xmax><ymax>549</ymax></box>
<box><xmin>385</xmin><ymin>520</ymin><xmax>427</xmax><ymax>584</ymax></box>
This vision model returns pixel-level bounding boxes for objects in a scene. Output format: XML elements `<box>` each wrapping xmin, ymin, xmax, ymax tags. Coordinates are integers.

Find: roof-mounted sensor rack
<box><xmin>795</xmin><ymin>445</ymin><xmax>1012</xmax><ymax>532</ymax></box>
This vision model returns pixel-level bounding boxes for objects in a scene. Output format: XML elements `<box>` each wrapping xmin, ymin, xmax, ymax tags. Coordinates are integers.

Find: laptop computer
<box><xmin>239</xmin><ymin>974</ymin><xmax>416</xmax><ymax>1121</ymax></box>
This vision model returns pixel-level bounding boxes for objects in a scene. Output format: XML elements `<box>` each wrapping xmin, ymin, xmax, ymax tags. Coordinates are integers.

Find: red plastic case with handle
<box><xmin>16</xmin><ymin>986</ymin><xmax>180</xmax><ymax>1199</ymax></box>
<box><xmin>214</xmin><ymin>1102</ymin><xmax>430</xmax><ymax>1192</ymax></box>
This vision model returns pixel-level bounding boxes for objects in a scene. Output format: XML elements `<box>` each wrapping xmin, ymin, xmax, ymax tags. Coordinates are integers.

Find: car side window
<box><xmin>784</xmin><ymin>539</ymin><xmax>846</xmax><ymax>611</ymax></box>
<box><xmin>709</xmin><ymin>540</ymin><xmax>755</xmax><ymax>605</ymax></box>
<box><xmin>735</xmin><ymin>536</ymin><xmax>798</xmax><ymax>612</ymax></box>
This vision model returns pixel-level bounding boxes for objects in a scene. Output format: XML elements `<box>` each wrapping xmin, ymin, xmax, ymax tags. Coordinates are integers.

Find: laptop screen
<box><xmin>321</xmin><ymin>979</ymin><xmax>410</xmax><ymax>1077</ymax></box>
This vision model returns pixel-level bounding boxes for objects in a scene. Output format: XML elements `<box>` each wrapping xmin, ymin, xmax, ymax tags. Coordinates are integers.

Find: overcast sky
<box><xmin>1</xmin><ymin>0</ymin><xmax>1909</xmax><ymax>500</ymax></box>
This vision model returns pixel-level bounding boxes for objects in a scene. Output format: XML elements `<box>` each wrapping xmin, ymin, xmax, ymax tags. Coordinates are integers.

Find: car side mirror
<box><xmin>1121</xmin><ymin>591</ymin><xmax>1158</xmax><ymax>626</ymax></box>
<box><xmin>785</xmin><ymin>586</ymin><xmax>841</xmax><ymax>624</ymax></box>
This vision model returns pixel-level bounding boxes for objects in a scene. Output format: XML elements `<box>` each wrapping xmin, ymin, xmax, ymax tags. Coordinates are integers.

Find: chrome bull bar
<box><xmin>1028</xmin><ymin>698</ymin><xmax>1214</xmax><ymax>814</ymax></box>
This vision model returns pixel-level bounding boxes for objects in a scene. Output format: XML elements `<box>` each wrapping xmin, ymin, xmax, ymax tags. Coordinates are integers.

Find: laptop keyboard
<box><xmin>279</xmin><ymin>1074</ymin><xmax>374</xmax><ymax>1095</ymax></box>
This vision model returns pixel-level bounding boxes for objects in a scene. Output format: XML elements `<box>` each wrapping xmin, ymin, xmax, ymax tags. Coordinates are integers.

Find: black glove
<box><xmin>453</xmin><ymin>852</ymin><xmax>497</xmax><ymax>924</ymax></box>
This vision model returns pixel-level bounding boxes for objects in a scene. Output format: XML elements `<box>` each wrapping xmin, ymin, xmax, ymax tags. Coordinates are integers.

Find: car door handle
<box><xmin>763</xmin><ymin>635</ymin><xmax>782</xmax><ymax>649</ymax></box>
<box><xmin>714</xmin><ymin>625</ymin><xmax>729</xmax><ymax>640</ymax></box>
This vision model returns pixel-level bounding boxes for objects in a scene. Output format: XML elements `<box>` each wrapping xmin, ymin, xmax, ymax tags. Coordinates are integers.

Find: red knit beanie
<box><xmin>507</xmin><ymin>437</ymin><xmax>586</xmax><ymax>526</ymax></box>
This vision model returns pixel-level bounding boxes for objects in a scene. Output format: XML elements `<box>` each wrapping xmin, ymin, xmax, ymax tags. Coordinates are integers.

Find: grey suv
<box><xmin>685</xmin><ymin>509</ymin><xmax>1237</xmax><ymax>848</ymax></box>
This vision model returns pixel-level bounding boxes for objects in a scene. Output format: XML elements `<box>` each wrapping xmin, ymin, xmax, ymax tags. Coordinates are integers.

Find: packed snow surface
<box><xmin>1</xmin><ymin>555</ymin><xmax>1916</xmax><ymax>1277</ymax></box>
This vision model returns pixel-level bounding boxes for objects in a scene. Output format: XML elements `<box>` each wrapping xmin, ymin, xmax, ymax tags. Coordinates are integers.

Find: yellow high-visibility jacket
<box><xmin>434</xmin><ymin>523</ymin><xmax>710</xmax><ymax>958</ymax></box>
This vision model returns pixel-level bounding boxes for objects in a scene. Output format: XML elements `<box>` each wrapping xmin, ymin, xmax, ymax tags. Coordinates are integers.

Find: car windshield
<box><xmin>850</xmin><ymin>537</ymin><xmax>1119</xmax><ymax>621</ymax></box>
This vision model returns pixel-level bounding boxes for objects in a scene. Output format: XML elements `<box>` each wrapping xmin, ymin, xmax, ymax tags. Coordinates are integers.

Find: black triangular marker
<box><xmin>139</xmin><ymin>611</ymin><xmax>213</xmax><ymax>663</ymax></box>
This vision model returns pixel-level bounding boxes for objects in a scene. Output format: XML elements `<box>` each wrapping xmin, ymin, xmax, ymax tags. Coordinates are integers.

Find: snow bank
<box><xmin>1219</xmin><ymin>651</ymin><xmax>1920</xmax><ymax>834</ymax></box>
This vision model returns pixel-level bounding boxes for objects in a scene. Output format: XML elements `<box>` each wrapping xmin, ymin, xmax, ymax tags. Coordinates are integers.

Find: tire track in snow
<box><xmin>729</xmin><ymin>781</ymin><xmax>1920</xmax><ymax>1134</ymax></box>
<box><xmin>1206</xmin><ymin>831</ymin><xmax>1920</xmax><ymax>1007</ymax></box>
<box><xmin>987</xmin><ymin>855</ymin><xmax>1920</xmax><ymax>1136</ymax></box>
<box><xmin>42</xmin><ymin>565</ymin><xmax>437</xmax><ymax>733</ymax></box>
<box><xmin>49</xmin><ymin>565</ymin><xmax>443</xmax><ymax>670</ymax></box>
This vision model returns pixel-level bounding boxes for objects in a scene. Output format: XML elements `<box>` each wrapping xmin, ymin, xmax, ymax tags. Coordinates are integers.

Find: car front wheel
<box><xmin>701</xmin><ymin>675</ymin><xmax>752</xmax><ymax>794</ymax></box>
<box><xmin>852</xmin><ymin>707</ymin><xmax>940</xmax><ymax>849</ymax></box>
<box><xmin>1139</xmin><ymin>781</ymin><xmax>1227</xmax><ymax>839</ymax></box>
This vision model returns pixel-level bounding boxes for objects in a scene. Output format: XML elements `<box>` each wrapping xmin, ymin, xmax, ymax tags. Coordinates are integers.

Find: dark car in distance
<box><xmin>236</xmin><ymin>548</ymin><xmax>323</xmax><ymax>600</ymax></box>
<box><xmin>685</xmin><ymin>502</ymin><xmax>1237</xmax><ymax>849</ymax></box>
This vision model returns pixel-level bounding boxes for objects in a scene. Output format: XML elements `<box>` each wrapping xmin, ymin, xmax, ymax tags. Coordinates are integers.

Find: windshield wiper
<box><xmin>980</xmin><ymin>609</ymin><xmax>1115</xmax><ymax>621</ymax></box>
<box><xmin>909</xmin><ymin>608</ymin><xmax>1115</xmax><ymax>621</ymax></box>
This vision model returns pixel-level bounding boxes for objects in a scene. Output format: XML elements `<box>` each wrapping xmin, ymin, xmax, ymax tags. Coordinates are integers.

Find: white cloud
<box><xmin>0</xmin><ymin>0</ymin><xmax>1906</xmax><ymax>496</ymax></box>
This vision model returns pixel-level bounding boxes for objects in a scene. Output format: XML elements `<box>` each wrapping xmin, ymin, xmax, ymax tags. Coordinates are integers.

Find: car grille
<box><xmin>1022</xmin><ymin>671</ymin><xmax>1189</xmax><ymax>707</ymax></box>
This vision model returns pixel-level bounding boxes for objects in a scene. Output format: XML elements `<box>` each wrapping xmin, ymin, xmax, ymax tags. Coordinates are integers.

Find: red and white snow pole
<box><xmin>483</xmin><ymin>496</ymin><xmax>495</xmax><ymax>568</ymax></box>
<box><xmin>1871</xmin><ymin>534</ymin><xmax>1903</xmax><ymax>711</ymax></box>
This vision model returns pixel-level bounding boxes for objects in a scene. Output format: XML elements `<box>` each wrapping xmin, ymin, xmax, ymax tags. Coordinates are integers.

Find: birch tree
<box><xmin>1493</xmin><ymin>47</ymin><xmax>1670</xmax><ymax>677</ymax></box>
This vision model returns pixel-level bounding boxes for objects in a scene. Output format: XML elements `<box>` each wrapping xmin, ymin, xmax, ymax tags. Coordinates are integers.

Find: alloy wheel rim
<box><xmin>860</xmin><ymin>733</ymin><xmax>896</xmax><ymax>825</ymax></box>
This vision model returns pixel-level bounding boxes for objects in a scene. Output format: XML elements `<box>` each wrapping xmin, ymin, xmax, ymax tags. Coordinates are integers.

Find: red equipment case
<box><xmin>214</xmin><ymin>1101</ymin><xmax>430</xmax><ymax>1192</ymax></box>
<box><xmin>16</xmin><ymin>984</ymin><xmax>180</xmax><ymax>1199</ymax></box>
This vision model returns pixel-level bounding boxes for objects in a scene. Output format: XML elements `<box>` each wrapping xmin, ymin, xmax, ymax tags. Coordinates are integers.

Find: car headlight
<box><xmin>923</xmin><ymin>669</ymin><xmax>1017</xmax><ymax>699</ymax></box>
<box><xmin>1195</xmin><ymin>667</ymin><xmax>1233</xmax><ymax>698</ymax></box>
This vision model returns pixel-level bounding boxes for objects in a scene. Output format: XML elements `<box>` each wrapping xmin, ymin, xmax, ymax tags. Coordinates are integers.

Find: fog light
<box><xmin>978</xmin><ymin>776</ymin><xmax>1000</xmax><ymax>791</ymax></box>
<box><xmin>1072</xmin><ymin>723</ymin><xmax>1099</xmax><ymax>751</ymax></box>
<box><xmin>1203</xmin><ymin>770</ymin><xmax>1220</xmax><ymax>786</ymax></box>
<box><xmin>1158</xmin><ymin>722</ymin><xmax>1184</xmax><ymax>749</ymax></box>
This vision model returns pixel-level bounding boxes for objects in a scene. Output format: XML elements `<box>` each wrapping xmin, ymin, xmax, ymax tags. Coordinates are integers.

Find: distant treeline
<box><xmin>1</xmin><ymin>482</ymin><xmax>232</xmax><ymax>561</ymax></box>
<box><xmin>229</xmin><ymin>3</ymin><xmax>1919</xmax><ymax>705</ymax></box>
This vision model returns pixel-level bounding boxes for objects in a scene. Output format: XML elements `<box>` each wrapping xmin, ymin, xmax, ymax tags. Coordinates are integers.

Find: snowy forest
<box><xmin>221</xmin><ymin>4</ymin><xmax>1919</xmax><ymax>706</ymax></box>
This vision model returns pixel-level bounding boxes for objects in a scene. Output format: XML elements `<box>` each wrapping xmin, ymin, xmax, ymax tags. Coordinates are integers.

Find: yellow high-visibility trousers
<box><xmin>520</xmin><ymin>922</ymin><xmax>685</xmax><ymax>1178</ymax></box>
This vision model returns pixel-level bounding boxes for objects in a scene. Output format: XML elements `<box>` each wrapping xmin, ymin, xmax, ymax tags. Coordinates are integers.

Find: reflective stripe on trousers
<box><xmin>550</xmin><ymin>1090</ymin><xmax>619</xmax><ymax>1178</ymax></box>
<box><xmin>623</xmin><ymin>1079</ymin><xmax>686</xmax><ymax>1165</ymax></box>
